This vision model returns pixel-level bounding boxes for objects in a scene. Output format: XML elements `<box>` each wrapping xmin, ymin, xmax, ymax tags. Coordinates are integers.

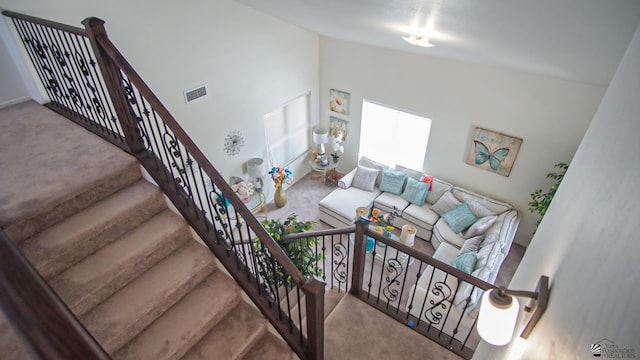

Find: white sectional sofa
<box><xmin>319</xmin><ymin>156</ymin><xmax>520</xmax><ymax>341</ymax></box>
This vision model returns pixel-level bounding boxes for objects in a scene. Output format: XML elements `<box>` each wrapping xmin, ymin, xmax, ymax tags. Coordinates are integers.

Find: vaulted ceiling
<box><xmin>236</xmin><ymin>0</ymin><xmax>640</xmax><ymax>86</ymax></box>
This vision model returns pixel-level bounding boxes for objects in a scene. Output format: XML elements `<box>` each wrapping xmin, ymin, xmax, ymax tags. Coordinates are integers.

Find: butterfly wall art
<box><xmin>465</xmin><ymin>127</ymin><xmax>522</xmax><ymax>177</ymax></box>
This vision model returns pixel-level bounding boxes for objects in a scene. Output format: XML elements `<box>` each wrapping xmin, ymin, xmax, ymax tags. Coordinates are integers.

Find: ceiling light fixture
<box><xmin>402</xmin><ymin>35</ymin><xmax>434</xmax><ymax>48</ymax></box>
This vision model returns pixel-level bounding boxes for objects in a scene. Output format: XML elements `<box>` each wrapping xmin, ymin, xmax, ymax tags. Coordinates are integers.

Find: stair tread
<box><xmin>50</xmin><ymin>210</ymin><xmax>190</xmax><ymax>316</ymax></box>
<box><xmin>182</xmin><ymin>302</ymin><xmax>268</xmax><ymax>360</ymax></box>
<box><xmin>0</xmin><ymin>100</ymin><xmax>139</xmax><ymax>229</ymax></box>
<box><xmin>19</xmin><ymin>180</ymin><xmax>165</xmax><ymax>278</ymax></box>
<box><xmin>241</xmin><ymin>333</ymin><xmax>293</xmax><ymax>360</ymax></box>
<box><xmin>0</xmin><ymin>316</ymin><xmax>30</xmax><ymax>360</ymax></box>
<box><xmin>81</xmin><ymin>240</ymin><xmax>217</xmax><ymax>354</ymax></box>
<box><xmin>114</xmin><ymin>271</ymin><xmax>241</xmax><ymax>360</ymax></box>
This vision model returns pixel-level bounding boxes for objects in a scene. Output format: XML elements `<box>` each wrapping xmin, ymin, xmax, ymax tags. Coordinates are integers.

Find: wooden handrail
<box><xmin>0</xmin><ymin>230</ymin><xmax>109</xmax><ymax>360</ymax></box>
<box><xmin>2</xmin><ymin>10</ymin><xmax>87</xmax><ymax>35</ymax></box>
<box><xmin>280</xmin><ymin>225</ymin><xmax>355</xmax><ymax>241</ymax></box>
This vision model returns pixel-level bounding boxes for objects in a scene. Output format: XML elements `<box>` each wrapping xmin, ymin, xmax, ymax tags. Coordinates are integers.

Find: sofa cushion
<box><xmin>426</xmin><ymin>178</ymin><xmax>453</xmax><ymax>205</ymax></box>
<box><xmin>431</xmin><ymin>191</ymin><xmax>462</xmax><ymax>215</ymax></box>
<box><xmin>400</xmin><ymin>177</ymin><xmax>430</xmax><ymax>206</ymax></box>
<box><xmin>463</xmin><ymin>215</ymin><xmax>498</xmax><ymax>239</ymax></box>
<box><xmin>452</xmin><ymin>188</ymin><xmax>512</xmax><ymax>215</ymax></box>
<box><xmin>402</xmin><ymin>203</ymin><xmax>439</xmax><ymax>231</ymax></box>
<box><xmin>433</xmin><ymin>217</ymin><xmax>466</xmax><ymax>248</ymax></box>
<box><xmin>359</xmin><ymin>156</ymin><xmax>388</xmax><ymax>187</ymax></box>
<box><xmin>374</xmin><ymin>192</ymin><xmax>410</xmax><ymax>215</ymax></box>
<box><xmin>451</xmin><ymin>252</ymin><xmax>477</xmax><ymax>274</ymax></box>
<box><xmin>465</xmin><ymin>199</ymin><xmax>497</xmax><ymax>218</ymax></box>
<box><xmin>441</xmin><ymin>203</ymin><xmax>478</xmax><ymax>233</ymax></box>
<box><xmin>352</xmin><ymin>165</ymin><xmax>379</xmax><ymax>191</ymax></box>
<box><xmin>394</xmin><ymin>164</ymin><xmax>423</xmax><ymax>181</ymax></box>
<box><xmin>453</xmin><ymin>266</ymin><xmax>492</xmax><ymax>313</ymax></box>
<box><xmin>458</xmin><ymin>235</ymin><xmax>484</xmax><ymax>255</ymax></box>
<box><xmin>379</xmin><ymin>168</ymin><xmax>407</xmax><ymax>195</ymax></box>
<box><xmin>319</xmin><ymin>187</ymin><xmax>381</xmax><ymax>225</ymax></box>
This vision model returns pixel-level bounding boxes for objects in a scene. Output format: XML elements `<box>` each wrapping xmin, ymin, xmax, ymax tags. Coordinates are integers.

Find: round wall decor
<box><xmin>223</xmin><ymin>130</ymin><xmax>244</xmax><ymax>156</ymax></box>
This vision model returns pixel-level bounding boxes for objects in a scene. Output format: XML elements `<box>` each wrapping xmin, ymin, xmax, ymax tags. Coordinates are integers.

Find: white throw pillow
<box><xmin>351</xmin><ymin>165</ymin><xmax>379</xmax><ymax>192</ymax></box>
<box><xmin>458</xmin><ymin>235</ymin><xmax>485</xmax><ymax>254</ymax></box>
<box><xmin>466</xmin><ymin>199</ymin><xmax>497</xmax><ymax>218</ymax></box>
<box><xmin>463</xmin><ymin>215</ymin><xmax>498</xmax><ymax>239</ymax></box>
<box><xmin>431</xmin><ymin>191</ymin><xmax>461</xmax><ymax>215</ymax></box>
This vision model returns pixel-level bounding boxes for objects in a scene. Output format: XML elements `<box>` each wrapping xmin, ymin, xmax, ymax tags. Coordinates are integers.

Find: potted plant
<box><xmin>254</xmin><ymin>213</ymin><xmax>323</xmax><ymax>289</ymax></box>
<box><xmin>528</xmin><ymin>162</ymin><xmax>568</xmax><ymax>233</ymax></box>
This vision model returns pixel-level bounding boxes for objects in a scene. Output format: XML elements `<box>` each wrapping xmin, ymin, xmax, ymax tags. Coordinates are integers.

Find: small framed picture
<box><xmin>329</xmin><ymin>89</ymin><xmax>350</xmax><ymax>115</ymax></box>
<box><xmin>329</xmin><ymin>116</ymin><xmax>349</xmax><ymax>141</ymax></box>
<box><xmin>465</xmin><ymin>126</ymin><xmax>522</xmax><ymax>177</ymax></box>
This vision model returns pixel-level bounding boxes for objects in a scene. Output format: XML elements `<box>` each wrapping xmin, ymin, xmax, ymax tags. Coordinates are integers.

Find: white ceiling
<box><xmin>235</xmin><ymin>0</ymin><xmax>640</xmax><ymax>86</ymax></box>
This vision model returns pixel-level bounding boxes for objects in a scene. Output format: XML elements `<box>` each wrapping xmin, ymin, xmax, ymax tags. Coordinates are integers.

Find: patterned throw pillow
<box><xmin>351</xmin><ymin>165</ymin><xmax>379</xmax><ymax>192</ymax></box>
<box><xmin>441</xmin><ymin>203</ymin><xmax>479</xmax><ymax>233</ymax></box>
<box><xmin>400</xmin><ymin>177</ymin><xmax>430</xmax><ymax>206</ymax></box>
<box><xmin>379</xmin><ymin>168</ymin><xmax>407</xmax><ymax>195</ymax></box>
<box><xmin>451</xmin><ymin>252</ymin><xmax>477</xmax><ymax>274</ymax></box>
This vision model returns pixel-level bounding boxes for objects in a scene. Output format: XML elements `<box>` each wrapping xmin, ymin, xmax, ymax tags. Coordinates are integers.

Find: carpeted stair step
<box><xmin>49</xmin><ymin>210</ymin><xmax>191</xmax><ymax>317</ymax></box>
<box><xmin>0</xmin><ymin>315</ymin><xmax>30</xmax><ymax>360</ymax></box>
<box><xmin>241</xmin><ymin>332</ymin><xmax>294</xmax><ymax>360</ymax></box>
<box><xmin>182</xmin><ymin>302</ymin><xmax>269</xmax><ymax>360</ymax></box>
<box><xmin>114</xmin><ymin>270</ymin><xmax>241</xmax><ymax>360</ymax></box>
<box><xmin>80</xmin><ymin>240</ymin><xmax>217</xmax><ymax>354</ymax></box>
<box><xmin>18</xmin><ymin>180</ymin><xmax>165</xmax><ymax>279</ymax></box>
<box><xmin>0</xmin><ymin>105</ymin><xmax>142</xmax><ymax>244</ymax></box>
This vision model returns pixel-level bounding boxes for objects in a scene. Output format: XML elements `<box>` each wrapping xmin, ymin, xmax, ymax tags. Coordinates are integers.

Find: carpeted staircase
<box><xmin>0</xmin><ymin>101</ymin><xmax>293</xmax><ymax>359</ymax></box>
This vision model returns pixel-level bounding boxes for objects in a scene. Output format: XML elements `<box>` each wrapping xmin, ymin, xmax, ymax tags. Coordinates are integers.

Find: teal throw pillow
<box><xmin>451</xmin><ymin>252</ymin><xmax>477</xmax><ymax>274</ymax></box>
<box><xmin>441</xmin><ymin>202</ymin><xmax>479</xmax><ymax>233</ymax></box>
<box><xmin>379</xmin><ymin>168</ymin><xmax>407</xmax><ymax>195</ymax></box>
<box><xmin>400</xmin><ymin>177</ymin><xmax>430</xmax><ymax>206</ymax></box>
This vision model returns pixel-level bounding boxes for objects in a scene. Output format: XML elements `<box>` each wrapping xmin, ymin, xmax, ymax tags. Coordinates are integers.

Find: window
<box><xmin>264</xmin><ymin>93</ymin><xmax>311</xmax><ymax>166</ymax></box>
<box><xmin>359</xmin><ymin>100</ymin><xmax>432</xmax><ymax>170</ymax></box>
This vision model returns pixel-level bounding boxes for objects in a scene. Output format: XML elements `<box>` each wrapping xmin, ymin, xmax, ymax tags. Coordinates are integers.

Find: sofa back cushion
<box><xmin>451</xmin><ymin>187</ymin><xmax>512</xmax><ymax>215</ymax></box>
<box><xmin>426</xmin><ymin>178</ymin><xmax>453</xmax><ymax>205</ymax></box>
<box><xmin>359</xmin><ymin>156</ymin><xmax>388</xmax><ymax>187</ymax></box>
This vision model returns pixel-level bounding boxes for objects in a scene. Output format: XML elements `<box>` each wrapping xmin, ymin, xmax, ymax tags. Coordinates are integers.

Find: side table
<box><xmin>309</xmin><ymin>159</ymin><xmax>339</xmax><ymax>185</ymax></box>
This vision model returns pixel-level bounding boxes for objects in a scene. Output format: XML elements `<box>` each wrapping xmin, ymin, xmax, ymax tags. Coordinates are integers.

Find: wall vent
<box><xmin>184</xmin><ymin>85</ymin><xmax>207</xmax><ymax>103</ymax></box>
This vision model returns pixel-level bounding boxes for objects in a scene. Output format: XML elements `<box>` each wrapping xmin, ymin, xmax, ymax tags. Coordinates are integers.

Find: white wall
<box><xmin>474</xmin><ymin>24</ymin><xmax>640</xmax><ymax>359</ymax></box>
<box><xmin>0</xmin><ymin>0</ymin><xmax>319</xmax><ymax>188</ymax></box>
<box><xmin>0</xmin><ymin>23</ymin><xmax>29</xmax><ymax>107</ymax></box>
<box><xmin>319</xmin><ymin>37</ymin><xmax>605</xmax><ymax>246</ymax></box>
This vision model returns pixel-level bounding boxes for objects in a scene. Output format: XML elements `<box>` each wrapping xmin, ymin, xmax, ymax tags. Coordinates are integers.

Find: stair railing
<box><xmin>2</xmin><ymin>10</ymin><xmax>324</xmax><ymax>360</ymax></box>
<box><xmin>282</xmin><ymin>218</ymin><xmax>498</xmax><ymax>359</ymax></box>
<box><xmin>0</xmin><ymin>229</ymin><xmax>109</xmax><ymax>359</ymax></box>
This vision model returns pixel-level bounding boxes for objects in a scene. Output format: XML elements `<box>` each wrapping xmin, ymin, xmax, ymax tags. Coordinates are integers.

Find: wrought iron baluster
<box><xmin>12</xmin><ymin>19</ymin><xmax>53</xmax><ymax>102</ymax></box>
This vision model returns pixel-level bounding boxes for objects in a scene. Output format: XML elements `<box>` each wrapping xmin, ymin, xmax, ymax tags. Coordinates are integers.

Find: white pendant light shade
<box><xmin>477</xmin><ymin>290</ymin><xmax>520</xmax><ymax>346</ymax></box>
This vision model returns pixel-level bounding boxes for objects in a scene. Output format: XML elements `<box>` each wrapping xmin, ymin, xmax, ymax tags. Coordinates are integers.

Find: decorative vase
<box><xmin>274</xmin><ymin>186</ymin><xmax>287</xmax><ymax>208</ymax></box>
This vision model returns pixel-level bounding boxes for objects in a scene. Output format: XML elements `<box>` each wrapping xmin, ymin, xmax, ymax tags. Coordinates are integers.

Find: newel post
<box><xmin>350</xmin><ymin>207</ymin><xmax>370</xmax><ymax>296</ymax></box>
<box><xmin>302</xmin><ymin>277</ymin><xmax>325</xmax><ymax>360</ymax></box>
<box><xmin>81</xmin><ymin>17</ymin><xmax>145</xmax><ymax>154</ymax></box>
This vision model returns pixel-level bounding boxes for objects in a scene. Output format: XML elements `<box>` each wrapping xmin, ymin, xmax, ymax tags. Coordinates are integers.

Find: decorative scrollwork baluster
<box><xmin>382</xmin><ymin>257</ymin><xmax>404</xmax><ymax>303</ymax></box>
<box><xmin>332</xmin><ymin>242</ymin><xmax>348</xmax><ymax>285</ymax></box>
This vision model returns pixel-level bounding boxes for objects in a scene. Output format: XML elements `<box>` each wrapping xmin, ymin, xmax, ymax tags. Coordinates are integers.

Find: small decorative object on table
<box><xmin>269</xmin><ymin>166</ymin><xmax>292</xmax><ymax>208</ymax></box>
<box><xmin>369</xmin><ymin>208</ymin><xmax>398</xmax><ymax>228</ymax></box>
<box><xmin>230</xmin><ymin>181</ymin><xmax>254</xmax><ymax>203</ymax></box>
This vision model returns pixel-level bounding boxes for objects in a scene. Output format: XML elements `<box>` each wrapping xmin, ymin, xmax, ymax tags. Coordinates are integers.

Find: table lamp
<box><xmin>313</xmin><ymin>128</ymin><xmax>329</xmax><ymax>166</ymax></box>
<box><xmin>247</xmin><ymin>157</ymin><xmax>266</xmax><ymax>192</ymax></box>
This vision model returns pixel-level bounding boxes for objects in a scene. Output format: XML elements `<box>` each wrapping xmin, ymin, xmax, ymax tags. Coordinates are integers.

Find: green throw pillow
<box><xmin>441</xmin><ymin>202</ymin><xmax>479</xmax><ymax>233</ymax></box>
<box><xmin>379</xmin><ymin>168</ymin><xmax>407</xmax><ymax>195</ymax></box>
<box><xmin>451</xmin><ymin>252</ymin><xmax>477</xmax><ymax>274</ymax></box>
<box><xmin>400</xmin><ymin>177</ymin><xmax>429</xmax><ymax>206</ymax></box>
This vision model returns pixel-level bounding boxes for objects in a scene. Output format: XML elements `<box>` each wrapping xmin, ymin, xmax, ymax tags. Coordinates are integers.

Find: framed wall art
<box><xmin>465</xmin><ymin>126</ymin><xmax>522</xmax><ymax>177</ymax></box>
<box><xmin>329</xmin><ymin>89</ymin><xmax>350</xmax><ymax>115</ymax></box>
<box><xmin>329</xmin><ymin>116</ymin><xmax>349</xmax><ymax>141</ymax></box>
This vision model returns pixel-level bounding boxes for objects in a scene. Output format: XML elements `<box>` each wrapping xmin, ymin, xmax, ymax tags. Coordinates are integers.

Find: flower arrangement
<box><xmin>330</xmin><ymin>132</ymin><xmax>345</xmax><ymax>163</ymax></box>
<box><xmin>369</xmin><ymin>208</ymin><xmax>397</xmax><ymax>230</ymax></box>
<box><xmin>231</xmin><ymin>181</ymin><xmax>254</xmax><ymax>202</ymax></box>
<box><xmin>269</xmin><ymin>166</ymin><xmax>292</xmax><ymax>189</ymax></box>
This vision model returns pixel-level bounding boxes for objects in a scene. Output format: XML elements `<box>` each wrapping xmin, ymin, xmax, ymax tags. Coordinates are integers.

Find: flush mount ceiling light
<box><xmin>402</xmin><ymin>35</ymin><xmax>434</xmax><ymax>48</ymax></box>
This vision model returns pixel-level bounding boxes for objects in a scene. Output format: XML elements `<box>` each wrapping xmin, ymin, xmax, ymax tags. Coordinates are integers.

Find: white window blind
<box><xmin>264</xmin><ymin>93</ymin><xmax>311</xmax><ymax>166</ymax></box>
<box><xmin>359</xmin><ymin>100</ymin><xmax>432</xmax><ymax>170</ymax></box>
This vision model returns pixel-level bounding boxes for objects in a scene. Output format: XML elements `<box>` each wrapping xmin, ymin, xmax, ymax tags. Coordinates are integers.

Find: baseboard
<box><xmin>0</xmin><ymin>96</ymin><xmax>31</xmax><ymax>109</ymax></box>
